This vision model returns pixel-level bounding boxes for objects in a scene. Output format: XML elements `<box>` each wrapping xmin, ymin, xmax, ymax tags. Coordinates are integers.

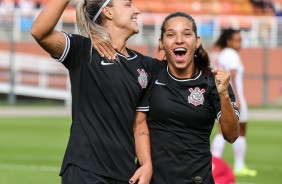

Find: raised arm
<box><xmin>214</xmin><ymin>68</ymin><xmax>239</xmax><ymax>143</ymax></box>
<box><xmin>30</xmin><ymin>0</ymin><xmax>69</xmax><ymax>58</ymax></box>
<box><xmin>130</xmin><ymin>112</ymin><xmax>152</xmax><ymax>184</ymax></box>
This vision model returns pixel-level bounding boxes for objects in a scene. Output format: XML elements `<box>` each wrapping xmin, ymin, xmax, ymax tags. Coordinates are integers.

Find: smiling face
<box><xmin>109</xmin><ymin>0</ymin><xmax>140</xmax><ymax>35</ymax></box>
<box><xmin>159</xmin><ymin>16</ymin><xmax>201</xmax><ymax>76</ymax></box>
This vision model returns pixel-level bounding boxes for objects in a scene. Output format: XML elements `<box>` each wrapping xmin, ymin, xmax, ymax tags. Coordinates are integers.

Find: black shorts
<box><xmin>61</xmin><ymin>164</ymin><xmax>129</xmax><ymax>184</ymax></box>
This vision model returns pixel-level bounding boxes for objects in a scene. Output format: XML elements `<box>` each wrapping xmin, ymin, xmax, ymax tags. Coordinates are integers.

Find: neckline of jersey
<box><xmin>116</xmin><ymin>48</ymin><xmax>137</xmax><ymax>60</ymax></box>
<box><xmin>167</xmin><ymin>66</ymin><xmax>202</xmax><ymax>82</ymax></box>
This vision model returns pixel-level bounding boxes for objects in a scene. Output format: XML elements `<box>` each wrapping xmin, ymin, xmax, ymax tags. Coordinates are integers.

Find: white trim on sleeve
<box><xmin>53</xmin><ymin>33</ymin><xmax>70</xmax><ymax>63</ymax></box>
<box><xmin>217</xmin><ymin>109</ymin><xmax>240</xmax><ymax>122</ymax></box>
<box><xmin>136</xmin><ymin>106</ymin><xmax>149</xmax><ymax>112</ymax></box>
<box><xmin>217</xmin><ymin>111</ymin><xmax>221</xmax><ymax>122</ymax></box>
<box><xmin>234</xmin><ymin>109</ymin><xmax>240</xmax><ymax>120</ymax></box>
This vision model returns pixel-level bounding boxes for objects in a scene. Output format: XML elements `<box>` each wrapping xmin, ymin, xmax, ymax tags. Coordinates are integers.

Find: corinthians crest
<box><xmin>188</xmin><ymin>87</ymin><xmax>205</xmax><ymax>106</ymax></box>
<box><xmin>137</xmin><ymin>69</ymin><xmax>148</xmax><ymax>89</ymax></box>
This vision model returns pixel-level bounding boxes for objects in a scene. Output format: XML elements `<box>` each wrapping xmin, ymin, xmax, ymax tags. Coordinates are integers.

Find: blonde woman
<box><xmin>31</xmin><ymin>0</ymin><xmax>156</xmax><ymax>183</ymax></box>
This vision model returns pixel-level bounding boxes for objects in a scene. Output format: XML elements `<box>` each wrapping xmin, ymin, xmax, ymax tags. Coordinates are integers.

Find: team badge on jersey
<box><xmin>137</xmin><ymin>69</ymin><xmax>148</xmax><ymax>89</ymax></box>
<box><xmin>188</xmin><ymin>87</ymin><xmax>205</xmax><ymax>106</ymax></box>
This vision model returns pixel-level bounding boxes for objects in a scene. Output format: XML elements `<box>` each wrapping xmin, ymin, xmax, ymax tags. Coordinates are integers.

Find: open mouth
<box><xmin>174</xmin><ymin>48</ymin><xmax>187</xmax><ymax>61</ymax></box>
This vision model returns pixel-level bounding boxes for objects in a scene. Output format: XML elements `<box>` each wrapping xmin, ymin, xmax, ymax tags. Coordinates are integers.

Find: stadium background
<box><xmin>0</xmin><ymin>0</ymin><xmax>282</xmax><ymax>106</ymax></box>
<box><xmin>0</xmin><ymin>0</ymin><xmax>282</xmax><ymax>184</ymax></box>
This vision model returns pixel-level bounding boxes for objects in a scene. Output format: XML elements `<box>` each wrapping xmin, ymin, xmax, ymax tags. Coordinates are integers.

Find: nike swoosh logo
<box><xmin>101</xmin><ymin>60</ymin><xmax>114</xmax><ymax>65</ymax></box>
<box><xmin>155</xmin><ymin>80</ymin><xmax>166</xmax><ymax>85</ymax></box>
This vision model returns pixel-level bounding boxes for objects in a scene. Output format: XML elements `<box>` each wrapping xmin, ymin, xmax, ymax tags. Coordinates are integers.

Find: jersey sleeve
<box><xmin>210</xmin><ymin>81</ymin><xmax>240</xmax><ymax>122</ymax></box>
<box><xmin>136</xmin><ymin>58</ymin><xmax>161</xmax><ymax>112</ymax></box>
<box><xmin>52</xmin><ymin>32</ymin><xmax>92</xmax><ymax>70</ymax></box>
<box><xmin>136</xmin><ymin>86</ymin><xmax>151</xmax><ymax>112</ymax></box>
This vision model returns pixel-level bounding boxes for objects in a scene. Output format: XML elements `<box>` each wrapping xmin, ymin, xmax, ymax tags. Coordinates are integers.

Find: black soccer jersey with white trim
<box><xmin>56</xmin><ymin>33</ymin><xmax>157</xmax><ymax>181</ymax></box>
<box><xmin>148</xmin><ymin>63</ymin><xmax>239</xmax><ymax>184</ymax></box>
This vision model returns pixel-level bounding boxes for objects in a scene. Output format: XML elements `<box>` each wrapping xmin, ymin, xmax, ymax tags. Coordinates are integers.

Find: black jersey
<box><xmin>148</xmin><ymin>63</ymin><xmax>239</xmax><ymax>184</ymax></box>
<box><xmin>56</xmin><ymin>33</ymin><xmax>157</xmax><ymax>181</ymax></box>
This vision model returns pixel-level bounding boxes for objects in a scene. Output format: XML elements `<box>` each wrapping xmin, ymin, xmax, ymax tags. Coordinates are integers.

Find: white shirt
<box><xmin>218</xmin><ymin>48</ymin><xmax>244</xmax><ymax>98</ymax></box>
<box><xmin>213</xmin><ymin>47</ymin><xmax>248</xmax><ymax>121</ymax></box>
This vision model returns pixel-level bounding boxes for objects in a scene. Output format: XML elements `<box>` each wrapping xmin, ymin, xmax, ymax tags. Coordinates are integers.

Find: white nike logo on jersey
<box><xmin>155</xmin><ymin>80</ymin><xmax>166</xmax><ymax>85</ymax></box>
<box><xmin>101</xmin><ymin>60</ymin><xmax>114</xmax><ymax>65</ymax></box>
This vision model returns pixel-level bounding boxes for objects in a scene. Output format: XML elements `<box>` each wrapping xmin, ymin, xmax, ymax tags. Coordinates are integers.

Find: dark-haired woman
<box><xmin>129</xmin><ymin>12</ymin><xmax>240</xmax><ymax>184</ymax></box>
<box><xmin>90</xmin><ymin>11</ymin><xmax>240</xmax><ymax>184</ymax></box>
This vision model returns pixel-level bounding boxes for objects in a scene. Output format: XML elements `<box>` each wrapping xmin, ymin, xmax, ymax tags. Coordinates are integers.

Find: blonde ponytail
<box><xmin>76</xmin><ymin>0</ymin><xmax>113</xmax><ymax>48</ymax></box>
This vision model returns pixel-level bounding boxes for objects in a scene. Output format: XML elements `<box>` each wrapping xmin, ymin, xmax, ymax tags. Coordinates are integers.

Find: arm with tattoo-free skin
<box><xmin>130</xmin><ymin>112</ymin><xmax>152</xmax><ymax>184</ymax></box>
<box><xmin>230</xmin><ymin>69</ymin><xmax>240</xmax><ymax>109</ymax></box>
<box><xmin>30</xmin><ymin>0</ymin><xmax>68</xmax><ymax>58</ymax></box>
<box><xmin>213</xmin><ymin>68</ymin><xmax>239</xmax><ymax>143</ymax></box>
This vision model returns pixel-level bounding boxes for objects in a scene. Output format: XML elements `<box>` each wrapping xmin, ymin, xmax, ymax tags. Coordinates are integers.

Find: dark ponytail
<box><xmin>194</xmin><ymin>44</ymin><xmax>211</xmax><ymax>75</ymax></box>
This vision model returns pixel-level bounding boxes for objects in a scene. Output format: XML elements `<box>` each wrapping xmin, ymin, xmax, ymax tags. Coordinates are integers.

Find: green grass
<box><xmin>0</xmin><ymin>117</ymin><xmax>71</xmax><ymax>184</ymax></box>
<box><xmin>0</xmin><ymin>117</ymin><xmax>281</xmax><ymax>184</ymax></box>
<box><xmin>211</xmin><ymin>121</ymin><xmax>282</xmax><ymax>184</ymax></box>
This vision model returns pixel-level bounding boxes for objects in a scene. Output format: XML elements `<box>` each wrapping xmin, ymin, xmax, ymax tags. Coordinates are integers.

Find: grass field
<box><xmin>0</xmin><ymin>116</ymin><xmax>281</xmax><ymax>184</ymax></box>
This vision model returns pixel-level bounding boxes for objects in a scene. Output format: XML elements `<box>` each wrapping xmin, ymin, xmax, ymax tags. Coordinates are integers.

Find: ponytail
<box><xmin>76</xmin><ymin>0</ymin><xmax>112</xmax><ymax>47</ymax></box>
<box><xmin>194</xmin><ymin>44</ymin><xmax>211</xmax><ymax>75</ymax></box>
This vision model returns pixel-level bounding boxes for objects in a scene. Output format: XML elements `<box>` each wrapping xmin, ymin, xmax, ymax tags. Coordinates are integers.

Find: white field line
<box><xmin>0</xmin><ymin>163</ymin><xmax>60</xmax><ymax>172</ymax></box>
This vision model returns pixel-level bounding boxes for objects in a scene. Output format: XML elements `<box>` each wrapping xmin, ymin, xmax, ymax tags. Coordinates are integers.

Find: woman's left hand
<box><xmin>129</xmin><ymin>162</ymin><xmax>152</xmax><ymax>184</ymax></box>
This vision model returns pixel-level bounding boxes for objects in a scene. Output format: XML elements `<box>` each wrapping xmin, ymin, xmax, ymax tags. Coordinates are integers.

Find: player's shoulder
<box><xmin>206</xmin><ymin>71</ymin><xmax>215</xmax><ymax>79</ymax></box>
<box><xmin>63</xmin><ymin>32</ymin><xmax>85</xmax><ymax>38</ymax></box>
<box><xmin>130</xmin><ymin>49</ymin><xmax>153</xmax><ymax>61</ymax></box>
<box><xmin>202</xmin><ymin>72</ymin><xmax>216</xmax><ymax>88</ymax></box>
<box><xmin>63</xmin><ymin>32</ymin><xmax>91</xmax><ymax>44</ymax></box>
<box><xmin>129</xmin><ymin>48</ymin><xmax>162</xmax><ymax>68</ymax></box>
<box><xmin>221</xmin><ymin>48</ymin><xmax>238</xmax><ymax>57</ymax></box>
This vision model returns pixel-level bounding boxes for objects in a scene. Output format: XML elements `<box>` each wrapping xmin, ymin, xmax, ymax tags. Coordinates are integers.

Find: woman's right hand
<box><xmin>92</xmin><ymin>35</ymin><xmax>117</xmax><ymax>60</ymax></box>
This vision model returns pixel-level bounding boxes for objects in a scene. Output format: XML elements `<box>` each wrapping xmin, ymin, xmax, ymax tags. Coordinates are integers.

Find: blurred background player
<box><xmin>211</xmin><ymin>28</ymin><xmax>257</xmax><ymax>177</ymax></box>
